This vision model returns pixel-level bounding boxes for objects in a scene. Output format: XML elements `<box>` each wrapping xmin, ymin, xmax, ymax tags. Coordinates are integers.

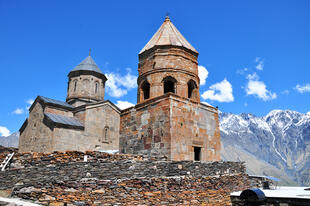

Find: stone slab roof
<box><xmin>39</xmin><ymin>96</ymin><xmax>74</xmax><ymax>109</ymax></box>
<box><xmin>70</xmin><ymin>55</ymin><xmax>103</xmax><ymax>74</ymax></box>
<box><xmin>44</xmin><ymin>112</ymin><xmax>84</xmax><ymax>129</ymax></box>
<box><xmin>139</xmin><ymin>16</ymin><xmax>198</xmax><ymax>54</ymax></box>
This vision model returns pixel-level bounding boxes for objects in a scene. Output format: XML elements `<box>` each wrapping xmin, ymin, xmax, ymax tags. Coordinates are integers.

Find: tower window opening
<box><xmin>141</xmin><ymin>81</ymin><xmax>150</xmax><ymax>100</ymax></box>
<box><xmin>187</xmin><ymin>80</ymin><xmax>197</xmax><ymax>99</ymax></box>
<box><xmin>163</xmin><ymin>76</ymin><xmax>177</xmax><ymax>94</ymax></box>
<box><xmin>194</xmin><ymin>147</ymin><xmax>201</xmax><ymax>161</ymax></box>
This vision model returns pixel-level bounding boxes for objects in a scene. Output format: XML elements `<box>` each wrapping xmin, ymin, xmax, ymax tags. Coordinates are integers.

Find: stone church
<box><xmin>19</xmin><ymin>16</ymin><xmax>221</xmax><ymax>161</ymax></box>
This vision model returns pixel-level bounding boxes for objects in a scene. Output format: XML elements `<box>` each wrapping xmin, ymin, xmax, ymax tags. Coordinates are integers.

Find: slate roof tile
<box><xmin>44</xmin><ymin>112</ymin><xmax>83</xmax><ymax>128</ymax></box>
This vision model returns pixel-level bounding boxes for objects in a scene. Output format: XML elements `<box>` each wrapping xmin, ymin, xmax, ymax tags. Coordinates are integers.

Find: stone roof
<box><xmin>44</xmin><ymin>112</ymin><xmax>84</xmax><ymax>129</ymax></box>
<box><xmin>70</xmin><ymin>55</ymin><xmax>103</xmax><ymax>74</ymax></box>
<box><xmin>39</xmin><ymin>96</ymin><xmax>74</xmax><ymax>109</ymax></box>
<box><xmin>139</xmin><ymin>16</ymin><xmax>198</xmax><ymax>54</ymax></box>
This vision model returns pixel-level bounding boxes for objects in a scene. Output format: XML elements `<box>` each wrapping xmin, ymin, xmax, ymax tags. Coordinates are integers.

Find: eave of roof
<box><xmin>28</xmin><ymin>96</ymin><xmax>74</xmax><ymax>113</ymax></box>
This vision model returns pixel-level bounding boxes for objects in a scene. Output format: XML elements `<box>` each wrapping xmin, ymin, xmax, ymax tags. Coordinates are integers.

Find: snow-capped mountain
<box><xmin>0</xmin><ymin>132</ymin><xmax>19</xmax><ymax>148</ymax></box>
<box><xmin>220</xmin><ymin>110</ymin><xmax>310</xmax><ymax>186</ymax></box>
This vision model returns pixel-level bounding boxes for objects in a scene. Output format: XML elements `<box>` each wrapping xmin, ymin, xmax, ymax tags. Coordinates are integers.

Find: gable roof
<box><xmin>139</xmin><ymin>16</ymin><xmax>198</xmax><ymax>55</ymax></box>
<box><xmin>70</xmin><ymin>55</ymin><xmax>103</xmax><ymax>74</ymax></box>
<box><xmin>44</xmin><ymin>112</ymin><xmax>84</xmax><ymax>129</ymax></box>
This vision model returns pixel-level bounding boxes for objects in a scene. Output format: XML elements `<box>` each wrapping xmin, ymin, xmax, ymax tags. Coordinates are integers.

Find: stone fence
<box><xmin>0</xmin><ymin>151</ymin><xmax>249</xmax><ymax>205</ymax></box>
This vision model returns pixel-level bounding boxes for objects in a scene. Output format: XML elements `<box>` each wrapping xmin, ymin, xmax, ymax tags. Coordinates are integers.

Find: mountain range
<box><xmin>1</xmin><ymin>110</ymin><xmax>309</xmax><ymax>186</ymax></box>
<box><xmin>220</xmin><ymin>110</ymin><xmax>310</xmax><ymax>186</ymax></box>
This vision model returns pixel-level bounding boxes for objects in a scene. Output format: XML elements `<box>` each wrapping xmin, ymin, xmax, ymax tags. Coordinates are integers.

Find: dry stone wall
<box><xmin>0</xmin><ymin>151</ymin><xmax>250</xmax><ymax>205</ymax></box>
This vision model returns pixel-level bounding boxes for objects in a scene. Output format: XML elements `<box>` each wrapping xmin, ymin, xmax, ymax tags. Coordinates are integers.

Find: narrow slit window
<box><xmin>104</xmin><ymin>126</ymin><xmax>109</xmax><ymax>142</ymax></box>
<box><xmin>74</xmin><ymin>81</ymin><xmax>77</xmax><ymax>92</ymax></box>
<box><xmin>95</xmin><ymin>82</ymin><xmax>98</xmax><ymax>94</ymax></box>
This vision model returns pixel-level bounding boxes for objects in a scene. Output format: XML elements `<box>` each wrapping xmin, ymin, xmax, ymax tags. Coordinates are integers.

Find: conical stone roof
<box><xmin>70</xmin><ymin>55</ymin><xmax>103</xmax><ymax>74</ymax></box>
<box><xmin>139</xmin><ymin>16</ymin><xmax>198</xmax><ymax>54</ymax></box>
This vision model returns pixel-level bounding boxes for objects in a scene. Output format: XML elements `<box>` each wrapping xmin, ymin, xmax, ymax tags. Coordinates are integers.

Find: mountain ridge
<box><xmin>220</xmin><ymin>109</ymin><xmax>310</xmax><ymax>186</ymax></box>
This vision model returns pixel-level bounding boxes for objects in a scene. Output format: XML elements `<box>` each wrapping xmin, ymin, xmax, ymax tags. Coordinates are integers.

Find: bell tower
<box><xmin>121</xmin><ymin>16</ymin><xmax>221</xmax><ymax>162</ymax></box>
<box><xmin>137</xmin><ymin>16</ymin><xmax>200</xmax><ymax>103</ymax></box>
<box><xmin>66</xmin><ymin>54</ymin><xmax>107</xmax><ymax>107</ymax></box>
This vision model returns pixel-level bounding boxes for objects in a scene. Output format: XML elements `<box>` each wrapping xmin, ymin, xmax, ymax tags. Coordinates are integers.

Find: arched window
<box><xmin>163</xmin><ymin>76</ymin><xmax>177</xmax><ymax>94</ymax></box>
<box><xmin>187</xmin><ymin>80</ymin><xmax>197</xmax><ymax>99</ymax></box>
<box><xmin>103</xmin><ymin>126</ymin><xmax>109</xmax><ymax>142</ymax></box>
<box><xmin>95</xmin><ymin>82</ymin><xmax>99</xmax><ymax>94</ymax></box>
<box><xmin>141</xmin><ymin>81</ymin><xmax>150</xmax><ymax>100</ymax></box>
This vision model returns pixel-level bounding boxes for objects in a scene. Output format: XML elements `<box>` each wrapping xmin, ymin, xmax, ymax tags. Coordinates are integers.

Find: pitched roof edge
<box><xmin>19</xmin><ymin>118</ymin><xmax>28</xmax><ymax>135</ymax></box>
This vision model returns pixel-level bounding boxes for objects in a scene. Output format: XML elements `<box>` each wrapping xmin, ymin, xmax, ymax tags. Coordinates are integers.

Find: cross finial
<box><xmin>89</xmin><ymin>48</ymin><xmax>91</xmax><ymax>56</ymax></box>
<box><xmin>165</xmin><ymin>12</ymin><xmax>170</xmax><ymax>21</ymax></box>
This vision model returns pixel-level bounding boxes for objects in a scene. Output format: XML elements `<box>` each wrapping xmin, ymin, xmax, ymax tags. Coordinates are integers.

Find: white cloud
<box><xmin>122</xmin><ymin>72</ymin><xmax>137</xmax><ymax>89</ymax></box>
<box><xmin>198</xmin><ymin>65</ymin><xmax>208</xmax><ymax>86</ymax></box>
<box><xmin>255</xmin><ymin>57</ymin><xmax>264</xmax><ymax>71</ymax></box>
<box><xmin>281</xmin><ymin>90</ymin><xmax>289</xmax><ymax>95</ymax></box>
<box><xmin>245</xmin><ymin>73</ymin><xmax>276</xmax><ymax>101</ymax></box>
<box><xmin>237</xmin><ymin>67</ymin><xmax>248</xmax><ymax>75</ymax></box>
<box><xmin>295</xmin><ymin>83</ymin><xmax>310</xmax><ymax>93</ymax></box>
<box><xmin>26</xmin><ymin>99</ymin><xmax>34</xmax><ymax>105</ymax></box>
<box><xmin>115</xmin><ymin>101</ymin><xmax>135</xmax><ymax>110</ymax></box>
<box><xmin>244</xmin><ymin>102</ymin><xmax>248</xmax><ymax>107</ymax></box>
<box><xmin>106</xmin><ymin>69</ymin><xmax>137</xmax><ymax>98</ymax></box>
<box><xmin>26</xmin><ymin>99</ymin><xmax>34</xmax><ymax>110</ymax></box>
<box><xmin>201</xmin><ymin>78</ymin><xmax>234</xmax><ymax>102</ymax></box>
<box><xmin>12</xmin><ymin>108</ymin><xmax>24</xmax><ymax>115</ymax></box>
<box><xmin>13</xmin><ymin>98</ymin><xmax>35</xmax><ymax>113</ymax></box>
<box><xmin>0</xmin><ymin>126</ymin><xmax>10</xmax><ymax>137</ymax></box>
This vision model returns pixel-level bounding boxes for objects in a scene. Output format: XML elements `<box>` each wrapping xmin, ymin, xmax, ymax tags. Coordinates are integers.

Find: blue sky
<box><xmin>0</xmin><ymin>0</ymin><xmax>309</xmax><ymax>135</ymax></box>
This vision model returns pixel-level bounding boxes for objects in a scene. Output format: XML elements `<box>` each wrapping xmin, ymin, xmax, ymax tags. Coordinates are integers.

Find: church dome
<box><xmin>69</xmin><ymin>55</ymin><xmax>103</xmax><ymax>75</ymax></box>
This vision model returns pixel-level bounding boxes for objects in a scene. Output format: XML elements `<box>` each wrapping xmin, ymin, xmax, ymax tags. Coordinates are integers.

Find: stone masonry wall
<box><xmin>120</xmin><ymin>94</ymin><xmax>220</xmax><ymax>161</ymax></box>
<box><xmin>19</xmin><ymin>102</ymin><xmax>54</xmax><ymax>153</ymax></box>
<box><xmin>0</xmin><ymin>151</ymin><xmax>249</xmax><ymax>205</ymax></box>
<box><xmin>67</xmin><ymin>74</ymin><xmax>105</xmax><ymax>105</ymax></box>
<box><xmin>50</xmin><ymin>101</ymin><xmax>121</xmax><ymax>152</ymax></box>
<box><xmin>20</xmin><ymin>100</ymin><xmax>120</xmax><ymax>153</ymax></box>
<box><xmin>170</xmin><ymin>96</ymin><xmax>221</xmax><ymax>161</ymax></box>
<box><xmin>83</xmin><ymin>102</ymin><xmax>120</xmax><ymax>151</ymax></box>
<box><xmin>137</xmin><ymin>47</ymin><xmax>200</xmax><ymax>103</ymax></box>
<box><xmin>120</xmin><ymin>96</ymin><xmax>172</xmax><ymax>158</ymax></box>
